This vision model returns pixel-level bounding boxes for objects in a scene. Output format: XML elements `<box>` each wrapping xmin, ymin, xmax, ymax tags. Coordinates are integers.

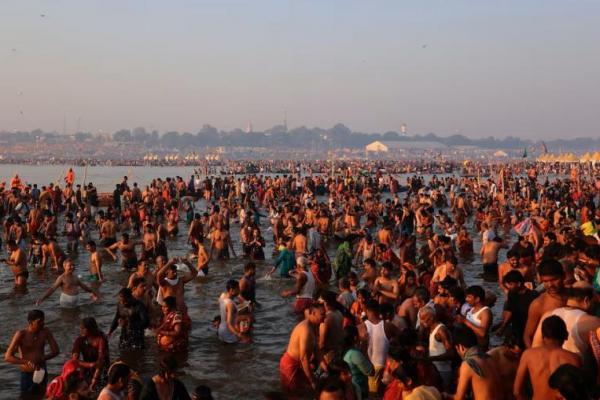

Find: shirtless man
<box><xmin>5</xmin><ymin>310</ymin><xmax>60</xmax><ymax>395</ymax></box>
<box><xmin>446</xmin><ymin>324</ymin><xmax>502</xmax><ymax>400</ymax></box>
<box><xmin>85</xmin><ymin>240</ymin><xmax>104</xmax><ymax>284</ymax></box>
<box><xmin>487</xmin><ymin>334</ymin><xmax>522</xmax><ymax>400</ymax></box>
<box><xmin>279</xmin><ymin>303</ymin><xmax>325</xmax><ymax>392</ymax></box>
<box><xmin>141</xmin><ymin>223</ymin><xmax>157</xmax><ymax>261</ymax></box>
<box><xmin>523</xmin><ymin>259</ymin><xmax>567</xmax><ymax>348</ymax></box>
<box><xmin>480</xmin><ymin>236</ymin><xmax>507</xmax><ymax>275</ymax></box>
<box><xmin>194</xmin><ymin>238</ymin><xmax>210</xmax><ymax>276</ymax></box>
<box><xmin>210</xmin><ymin>222</ymin><xmax>236</xmax><ymax>259</ymax></box>
<box><xmin>498</xmin><ymin>249</ymin><xmax>534</xmax><ymax>294</ymax></box>
<box><xmin>41</xmin><ymin>236</ymin><xmax>66</xmax><ymax>272</ymax></box>
<box><xmin>188</xmin><ymin>213</ymin><xmax>204</xmax><ymax>249</ymax></box>
<box><xmin>318</xmin><ymin>291</ymin><xmax>344</xmax><ymax>356</ymax></box>
<box><xmin>127</xmin><ymin>260</ymin><xmax>156</xmax><ymax>291</ymax></box>
<box><xmin>106</xmin><ymin>233</ymin><xmax>141</xmax><ymax>271</ymax></box>
<box><xmin>514</xmin><ymin>316</ymin><xmax>581</xmax><ymax>400</ymax></box>
<box><xmin>4</xmin><ymin>239</ymin><xmax>28</xmax><ymax>286</ymax></box>
<box><xmin>372</xmin><ymin>262</ymin><xmax>399</xmax><ymax>305</ymax></box>
<box><xmin>99</xmin><ymin>215</ymin><xmax>117</xmax><ymax>248</ymax></box>
<box><xmin>289</xmin><ymin>227</ymin><xmax>307</xmax><ymax>257</ymax></box>
<box><xmin>156</xmin><ymin>257</ymin><xmax>198</xmax><ymax>311</ymax></box>
<box><xmin>36</xmin><ymin>259</ymin><xmax>98</xmax><ymax>307</ymax></box>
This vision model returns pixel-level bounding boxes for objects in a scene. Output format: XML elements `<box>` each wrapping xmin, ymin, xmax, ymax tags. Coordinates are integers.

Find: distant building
<box><xmin>365</xmin><ymin>140</ymin><xmax>448</xmax><ymax>154</ymax></box>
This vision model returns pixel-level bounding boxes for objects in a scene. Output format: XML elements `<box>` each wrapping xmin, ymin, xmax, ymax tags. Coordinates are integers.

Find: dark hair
<box><xmin>118</xmin><ymin>287</ymin><xmax>133</xmax><ymax>301</ymax></box>
<box><xmin>392</xmin><ymin>361</ymin><xmax>420</xmax><ymax>387</ymax></box>
<box><xmin>453</xmin><ymin>324</ymin><xmax>478</xmax><ymax>349</ymax></box>
<box><xmin>339</xmin><ymin>278</ymin><xmax>350</xmax><ymax>290</ymax></box>
<box><xmin>449</xmin><ymin>287</ymin><xmax>465</xmax><ymax>304</ymax></box>
<box><xmin>381</xmin><ymin>261</ymin><xmax>393</xmax><ymax>270</ymax></box>
<box><xmin>316</xmin><ymin>376</ymin><xmax>345</xmax><ymax>396</ymax></box>
<box><xmin>244</xmin><ymin>262</ymin><xmax>256</xmax><ymax>272</ymax></box>
<box><xmin>226</xmin><ymin>279</ymin><xmax>239</xmax><ymax>291</ymax></box>
<box><xmin>502</xmin><ymin>270</ymin><xmax>525</xmax><ymax>284</ymax></box>
<box><xmin>163</xmin><ymin>296</ymin><xmax>177</xmax><ymax>310</ymax></box>
<box><xmin>365</xmin><ymin>299</ymin><xmax>380</xmax><ymax>313</ymax></box>
<box><xmin>27</xmin><ymin>309</ymin><xmax>44</xmax><ymax>322</ymax></box>
<box><xmin>159</xmin><ymin>355</ymin><xmax>178</xmax><ymax>375</ymax></box>
<box><xmin>538</xmin><ymin>259</ymin><xmax>564</xmax><ymax>277</ymax></box>
<box><xmin>548</xmin><ymin>364</ymin><xmax>590</xmax><ymax>400</ymax></box>
<box><xmin>507</xmin><ymin>249</ymin><xmax>518</xmax><ymax>259</ymax></box>
<box><xmin>413</xmin><ymin>287</ymin><xmax>430</xmax><ymax>303</ymax></box>
<box><xmin>107</xmin><ymin>362</ymin><xmax>131</xmax><ymax>384</ymax></box>
<box><xmin>81</xmin><ymin>317</ymin><xmax>102</xmax><ymax>337</ymax></box>
<box><xmin>545</xmin><ymin>232</ymin><xmax>557</xmax><ymax>241</ymax></box>
<box><xmin>541</xmin><ymin>315</ymin><xmax>569</xmax><ymax>343</ymax></box>
<box><xmin>364</xmin><ymin>258</ymin><xmax>376</xmax><ymax>268</ymax></box>
<box><xmin>87</xmin><ymin>240</ymin><xmax>96</xmax><ymax>248</ymax></box>
<box><xmin>132</xmin><ymin>277</ymin><xmax>146</xmax><ymax>288</ymax></box>
<box><xmin>466</xmin><ymin>285</ymin><xmax>485</xmax><ymax>302</ymax></box>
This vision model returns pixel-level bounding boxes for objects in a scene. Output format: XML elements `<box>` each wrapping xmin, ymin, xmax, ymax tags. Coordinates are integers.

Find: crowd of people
<box><xmin>1</xmin><ymin>160</ymin><xmax>600</xmax><ymax>399</ymax></box>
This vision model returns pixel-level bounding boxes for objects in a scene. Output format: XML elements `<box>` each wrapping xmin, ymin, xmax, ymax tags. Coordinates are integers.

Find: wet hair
<box><xmin>87</xmin><ymin>240</ymin><xmax>96</xmax><ymax>249</ymax></box>
<box><xmin>81</xmin><ymin>317</ymin><xmax>102</xmax><ymax>337</ymax></box>
<box><xmin>466</xmin><ymin>285</ymin><xmax>485</xmax><ymax>302</ymax></box>
<box><xmin>440</xmin><ymin>276</ymin><xmax>458</xmax><ymax>289</ymax></box>
<box><xmin>548</xmin><ymin>364</ymin><xmax>590</xmax><ymax>400</ymax></box>
<box><xmin>163</xmin><ymin>296</ymin><xmax>177</xmax><ymax>310</ymax></box>
<box><xmin>316</xmin><ymin>376</ymin><xmax>345</xmax><ymax>397</ymax></box>
<box><xmin>6</xmin><ymin>239</ymin><xmax>16</xmax><ymax>248</ymax></box>
<box><xmin>356</xmin><ymin>288</ymin><xmax>371</xmax><ymax>301</ymax></box>
<box><xmin>122</xmin><ymin>233</ymin><xmax>129</xmax><ymax>241</ymax></box>
<box><xmin>506</xmin><ymin>249</ymin><xmax>518</xmax><ymax>259</ymax></box>
<box><xmin>27</xmin><ymin>309</ymin><xmax>44</xmax><ymax>322</ymax></box>
<box><xmin>226</xmin><ymin>279</ymin><xmax>239</xmax><ymax>291</ymax></box>
<box><xmin>453</xmin><ymin>324</ymin><xmax>478</xmax><ymax>349</ymax></box>
<box><xmin>308</xmin><ymin>302</ymin><xmax>325</xmax><ymax>314</ymax></box>
<box><xmin>107</xmin><ymin>362</ymin><xmax>131</xmax><ymax>385</ymax></box>
<box><xmin>118</xmin><ymin>287</ymin><xmax>133</xmax><ymax>301</ymax></box>
<box><xmin>381</xmin><ymin>261</ymin><xmax>393</xmax><ymax>271</ymax></box>
<box><xmin>365</xmin><ymin>299</ymin><xmax>380</xmax><ymax>313</ymax></box>
<box><xmin>244</xmin><ymin>262</ymin><xmax>256</xmax><ymax>272</ymax></box>
<box><xmin>502</xmin><ymin>270</ymin><xmax>525</xmax><ymax>284</ymax></box>
<box><xmin>159</xmin><ymin>355</ymin><xmax>179</xmax><ymax>375</ymax></box>
<box><xmin>541</xmin><ymin>315</ymin><xmax>569</xmax><ymax>343</ymax></box>
<box><xmin>392</xmin><ymin>361</ymin><xmax>420</xmax><ymax>387</ymax></box>
<box><xmin>538</xmin><ymin>259</ymin><xmax>564</xmax><ymax>277</ymax></box>
<box><xmin>413</xmin><ymin>287</ymin><xmax>430</xmax><ymax>304</ymax></box>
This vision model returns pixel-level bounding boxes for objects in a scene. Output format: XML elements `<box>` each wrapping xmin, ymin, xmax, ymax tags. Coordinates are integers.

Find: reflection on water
<box><xmin>0</xmin><ymin>165</ymin><xmax>506</xmax><ymax>399</ymax></box>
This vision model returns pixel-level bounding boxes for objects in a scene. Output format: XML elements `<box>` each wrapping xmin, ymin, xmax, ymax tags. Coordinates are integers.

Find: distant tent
<box><xmin>493</xmin><ymin>150</ymin><xmax>508</xmax><ymax>157</ymax></box>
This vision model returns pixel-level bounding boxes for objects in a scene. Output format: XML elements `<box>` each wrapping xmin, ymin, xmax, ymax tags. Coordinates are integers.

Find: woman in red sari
<box><xmin>156</xmin><ymin>296</ymin><xmax>190</xmax><ymax>352</ymax></box>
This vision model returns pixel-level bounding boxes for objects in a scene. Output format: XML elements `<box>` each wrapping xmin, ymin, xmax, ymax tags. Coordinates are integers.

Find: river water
<box><xmin>0</xmin><ymin>164</ymin><xmax>506</xmax><ymax>399</ymax></box>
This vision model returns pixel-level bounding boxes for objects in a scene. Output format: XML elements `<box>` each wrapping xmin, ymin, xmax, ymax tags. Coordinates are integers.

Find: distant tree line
<box><xmin>1</xmin><ymin>124</ymin><xmax>599</xmax><ymax>152</ymax></box>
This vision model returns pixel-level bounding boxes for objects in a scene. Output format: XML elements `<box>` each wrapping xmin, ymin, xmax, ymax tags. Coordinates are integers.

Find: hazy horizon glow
<box><xmin>1</xmin><ymin>1</ymin><xmax>599</xmax><ymax>139</ymax></box>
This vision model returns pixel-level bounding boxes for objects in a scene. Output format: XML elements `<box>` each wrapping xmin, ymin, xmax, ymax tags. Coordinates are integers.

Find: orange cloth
<box><xmin>279</xmin><ymin>351</ymin><xmax>309</xmax><ymax>392</ymax></box>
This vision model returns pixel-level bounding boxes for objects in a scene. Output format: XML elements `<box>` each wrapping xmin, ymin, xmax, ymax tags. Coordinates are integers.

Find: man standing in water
<box><xmin>85</xmin><ymin>240</ymin><xmax>104</xmax><ymax>284</ymax></box>
<box><xmin>36</xmin><ymin>259</ymin><xmax>98</xmax><ymax>307</ymax></box>
<box><xmin>4</xmin><ymin>239</ymin><xmax>28</xmax><ymax>286</ymax></box>
<box><xmin>280</xmin><ymin>303</ymin><xmax>326</xmax><ymax>393</ymax></box>
<box><xmin>5</xmin><ymin>310</ymin><xmax>60</xmax><ymax>396</ymax></box>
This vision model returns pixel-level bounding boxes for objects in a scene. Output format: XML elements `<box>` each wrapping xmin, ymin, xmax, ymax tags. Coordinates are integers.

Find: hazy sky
<box><xmin>1</xmin><ymin>1</ymin><xmax>599</xmax><ymax>139</ymax></box>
